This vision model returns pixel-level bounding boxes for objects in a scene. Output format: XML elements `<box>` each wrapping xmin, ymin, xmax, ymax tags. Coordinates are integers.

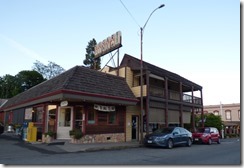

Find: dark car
<box><xmin>0</xmin><ymin>122</ymin><xmax>4</xmax><ymax>134</ymax></box>
<box><xmin>144</xmin><ymin>127</ymin><xmax>193</xmax><ymax>149</ymax></box>
<box><xmin>192</xmin><ymin>127</ymin><xmax>221</xmax><ymax>145</ymax></box>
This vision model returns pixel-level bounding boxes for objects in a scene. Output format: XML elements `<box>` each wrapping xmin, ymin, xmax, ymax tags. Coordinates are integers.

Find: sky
<box><xmin>0</xmin><ymin>0</ymin><xmax>241</xmax><ymax>105</ymax></box>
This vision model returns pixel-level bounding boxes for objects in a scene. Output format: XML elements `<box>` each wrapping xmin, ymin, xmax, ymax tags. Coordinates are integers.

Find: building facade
<box><xmin>102</xmin><ymin>54</ymin><xmax>204</xmax><ymax>141</ymax></box>
<box><xmin>0</xmin><ymin>66</ymin><xmax>138</xmax><ymax>143</ymax></box>
<box><xmin>204</xmin><ymin>103</ymin><xmax>240</xmax><ymax>136</ymax></box>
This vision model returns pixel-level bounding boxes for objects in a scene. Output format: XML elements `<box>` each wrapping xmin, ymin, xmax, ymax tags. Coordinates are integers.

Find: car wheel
<box><xmin>186</xmin><ymin>138</ymin><xmax>192</xmax><ymax>147</ymax></box>
<box><xmin>208</xmin><ymin>138</ymin><xmax>212</xmax><ymax>145</ymax></box>
<box><xmin>167</xmin><ymin>139</ymin><xmax>173</xmax><ymax>149</ymax></box>
<box><xmin>217</xmin><ymin>138</ymin><xmax>221</xmax><ymax>144</ymax></box>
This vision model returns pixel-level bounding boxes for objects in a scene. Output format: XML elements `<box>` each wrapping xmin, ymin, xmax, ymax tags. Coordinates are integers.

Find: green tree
<box><xmin>83</xmin><ymin>38</ymin><xmax>101</xmax><ymax>70</ymax></box>
<box><xmin>33</xmin><ymin>61</ymin><xmax>65</xmax><ymax>80</ymax></box>
<box><xmin>15</xmin><ymin>70</ymin><xmax>45</xmax><ymax>91</ymax></box>
<box><xmin>196</xmin><ymin>113</ymin><xmax>223</xmax><ymax>131</ymax></box>
<box><xmin>0</xmin><ymin>75</ymin><xmax>18</xmax><ymax>98</ymax></box>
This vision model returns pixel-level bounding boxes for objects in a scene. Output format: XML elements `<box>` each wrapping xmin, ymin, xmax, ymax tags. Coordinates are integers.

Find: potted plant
<box><xmin>70</xmin><ymin>129</ymin><xmax>82</xmax><ymax>143</ymax></box>
<box><xmin>44</xmin><ymin>131</ymin><xmax>56</xmax><ymax>143</ymax></box>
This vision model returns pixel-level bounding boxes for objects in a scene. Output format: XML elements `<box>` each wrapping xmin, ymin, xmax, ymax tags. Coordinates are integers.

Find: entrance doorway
<box><xmin>57</xmin><ymin>107</ymin><xmax>73</xmax><ymax>139</ymax></box>
<box><xmin>131</xmin><ymin>115</ymin><xmax>139</xmax><ymax>141</ymax></box>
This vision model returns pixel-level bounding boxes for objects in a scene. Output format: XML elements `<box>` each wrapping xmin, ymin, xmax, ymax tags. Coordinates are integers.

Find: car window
<box><xmin>173</xmin><ymin>128</ymin><xmax>181</xmax><ymax>134</ymax></box>
<box><xmin>154</xmin><ymin>127</ymin><xmax>174</xmax><ymax>134</ymax></box>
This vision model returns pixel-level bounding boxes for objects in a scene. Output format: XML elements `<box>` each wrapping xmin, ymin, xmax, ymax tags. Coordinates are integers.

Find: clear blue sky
<box><xmin>0</xmin><ymin>0</ymin><xmax>241</xmax><ymax>105</ymax></box>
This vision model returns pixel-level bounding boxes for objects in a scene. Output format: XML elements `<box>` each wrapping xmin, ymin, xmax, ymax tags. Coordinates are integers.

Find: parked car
<box><xmin>192</xmin><ymin>127</ymin><xmax>221</xmax><ymax>145</ymax></box>
<box><xmin>0</xmin><ymin>122</ymin><xmax>4</xmax><ymax>134</ymax></box>
<box><xmin>144</xmin><ymin>127</ymin><xmax>193</xmax><ymax>149</ymax></box>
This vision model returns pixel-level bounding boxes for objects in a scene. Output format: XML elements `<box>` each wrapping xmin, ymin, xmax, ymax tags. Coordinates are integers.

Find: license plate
<box><xmin>147</xmin><ymin>140</ymin><xmax>152</xmax><ymax>143</ymax></box>
<box><xmin>195</xmin><ymin>138</ymin><xmax>199</xmax><ymax>141</ymax></box>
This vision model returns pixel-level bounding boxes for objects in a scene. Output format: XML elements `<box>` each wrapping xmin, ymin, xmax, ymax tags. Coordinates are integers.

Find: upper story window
<box><xmin>213</xmin><ymin>110</ymin><xmax>219</xmax><ymax>116</ymax></box>
<box><xmin>225</xmin><ymin>110</ymin><xmax>231</xmax><ymax>120</ymax></box>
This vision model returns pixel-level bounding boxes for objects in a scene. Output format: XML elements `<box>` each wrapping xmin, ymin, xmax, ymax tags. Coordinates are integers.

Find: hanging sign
<box><xmin>94</xmin><ymin>104</ymin><xmax>116</xmax><ymax>112</ymax></box>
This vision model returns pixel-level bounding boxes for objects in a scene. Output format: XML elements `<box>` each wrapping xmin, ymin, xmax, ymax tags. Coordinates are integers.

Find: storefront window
<box><xmin>108</xmin><ymin>112</ymin><xmax>116</xmax><ymax>124</ymax></box>
<box><xmin>75</xmin><ymin>106</ymin><xmax>83</xmax><ymax>129</ymax></box>
<box><xmin>88</xmin><ymin>108</ymin><xmax>96</xmax><ymax>124</ymax></box>
<box><xmin>47</xmin><ymin>105</ymin><xmax>57</xmax><ymax>132</ymax></box>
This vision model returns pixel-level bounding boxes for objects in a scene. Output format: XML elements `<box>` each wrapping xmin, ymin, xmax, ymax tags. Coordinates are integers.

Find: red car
<box><xmin>192</xmin><ymin>127</ymin><xmax>221</xmax><ymax>145</ymax></box>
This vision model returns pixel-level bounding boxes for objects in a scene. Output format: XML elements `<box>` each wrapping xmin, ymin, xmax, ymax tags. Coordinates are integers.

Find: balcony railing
<box><xmin>149</xmin><ymin>86</ymin><xmax>202</xmax><ymax>105</ymax></box>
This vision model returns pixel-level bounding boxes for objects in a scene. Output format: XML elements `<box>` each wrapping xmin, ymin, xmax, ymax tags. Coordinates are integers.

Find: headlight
<box><xmin>202</xmin><ymin>133</ymin><xmax>208</xmax><ymax>137</ymax></box>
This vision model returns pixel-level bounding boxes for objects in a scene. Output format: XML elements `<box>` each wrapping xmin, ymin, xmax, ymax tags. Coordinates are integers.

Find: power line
<box><xmin>119</xmin><ymin>0</ymin><xmax>141</xmax><ymax>28</ymax></box>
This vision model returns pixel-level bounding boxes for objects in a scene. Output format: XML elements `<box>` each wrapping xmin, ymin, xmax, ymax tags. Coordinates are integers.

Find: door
<box><xmin>57</xmin><ymin>107</ymin><xmax>73</xmax><ymax>139</ymax></box>
<box><xmin>131</xmin><ymin>116</ymin><xmax>139</xmax><ymax>141</ymax></box>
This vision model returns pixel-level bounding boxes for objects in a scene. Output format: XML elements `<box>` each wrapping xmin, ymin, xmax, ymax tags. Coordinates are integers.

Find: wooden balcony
<box><xmin>131</xmin><ymin>85</ymin><xmax>147</xmax><ymax>97</ymax></box>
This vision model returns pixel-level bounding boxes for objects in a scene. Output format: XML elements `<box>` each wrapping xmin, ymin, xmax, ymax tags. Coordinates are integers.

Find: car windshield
<box><xmin>196</xmin><ymin>128</ymin><xmax>210</xmax><ymax>133</ymax></box>
<box><xmin>154</xmin><ymin>128</ymin><xmax>174</xmax><ymax>134</ymax></box>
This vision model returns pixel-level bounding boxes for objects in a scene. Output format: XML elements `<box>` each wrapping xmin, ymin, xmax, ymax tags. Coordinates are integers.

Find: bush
<box><xmin>70</xmin><ymin>129</ymin><xmax>82</xmax><ymax>139</ymax></box>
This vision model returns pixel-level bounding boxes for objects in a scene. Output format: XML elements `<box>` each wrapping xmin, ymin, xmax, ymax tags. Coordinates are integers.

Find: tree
<box><xmin>33</xmin><ymin>61</ymin><xmax>65</xmax><ymax>80</ymax></box>
<box><xmin>83</xmin><ymin>38</ymin><xmax>101</xmax><ymax>70</ymax></box>
<box><xmin>195</xmin><ymin>113</ymin><xmax>223</xmax><ymax>131</ymax></box>
<box><xmin>15</xmin><ymin>70</ymin><xmax>45</xmax><ymax>91</ymax></box>
<box><xmin>0</xmin><ymin>75</ymin><xmax>18</xmax><ymax>98</ymax></box>
<box><xmin>0</xmin><ymin>70</ymin><xmax>45</xmax><ymax>98</ymax></box>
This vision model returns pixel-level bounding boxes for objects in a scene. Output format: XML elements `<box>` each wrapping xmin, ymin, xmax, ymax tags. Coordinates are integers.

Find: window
<box><xmin>213</xmin><ymin>110</ymin><xmax>219</xmax><ymax>116</ymax></box>
<box><xmin>75</xmin><ymin>106</ymin><xmax>84</xmax><ymax>129</ymax></box>
<box><xmin>88</xmin><ymin>108</ymin><xmax>96</xmax><ymax>124</ymax></box>
<box><xmin>108</xmin><ymin>111</ymin><xmax>117</xmax><ymax>124</ymax></box>
<box><xmin>225</xmin><ymin>110</ymin><xmax>231</xmax><ymax>120</ymax></box>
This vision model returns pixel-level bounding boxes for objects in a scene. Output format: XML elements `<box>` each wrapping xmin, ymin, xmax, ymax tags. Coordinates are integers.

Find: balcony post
<box><xmin>191</xmin><ymin>86</ymin><xmax>195</xmax><ymax>131</ymax></box>
<box><xmin>180</xmin><ymin>82</ymin><xmax>183</xmax><ymax>127</ymax></box>
<box><xmin>200</xmin><ymin>89</ymin><xmax>204</xmax><ymax>127</ymax></box>
<box><xmin>165</xmin><ymin>77</ymin><xmax>168</xmax><ymax>127</ymax></box>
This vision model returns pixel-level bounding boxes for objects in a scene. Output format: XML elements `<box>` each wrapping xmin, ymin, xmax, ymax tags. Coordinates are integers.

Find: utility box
<box><xmin>27</xmin><ymin>122</ymin><xmax>37</xmax><ymax>142</ymax></box>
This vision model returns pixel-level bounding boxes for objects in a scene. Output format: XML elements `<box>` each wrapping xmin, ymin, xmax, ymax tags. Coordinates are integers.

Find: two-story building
<box><xmin>102</xmin><ymin>54</ymin><xmax>204</xmax><ymax>141</ymax></box>
<box><xmin>203</xmin><ymin>103</ymin><xmax>240</xmax><ymax>136</ymax></box>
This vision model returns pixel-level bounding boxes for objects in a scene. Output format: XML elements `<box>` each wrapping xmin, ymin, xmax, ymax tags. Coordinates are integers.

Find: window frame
<box><xmin>225</xmin><ymin>110</ymin><xmax>232</xmax><ymax>120</ymax></box>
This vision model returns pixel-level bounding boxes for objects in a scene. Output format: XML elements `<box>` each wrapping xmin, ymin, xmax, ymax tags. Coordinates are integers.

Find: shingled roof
<box><xmin>1</xmin><ymin>66</ymin><xmax>138</xmax><ymax>111</ymax></box>
<box><xmin>120</xmin><ymin>54</ymin><xmax>202</xmax><ymax>91</ymax></box>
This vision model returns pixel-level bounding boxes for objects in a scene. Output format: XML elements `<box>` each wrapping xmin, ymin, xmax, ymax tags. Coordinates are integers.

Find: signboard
<box><xmin>94</xmin><ymin>104</ymin><xmax>116</xmax><ymax>112</ymax></box>
<box><xmin>24</xmin><ymin>108</ymin><xmax>33</xmax><ymax>120</ymax></box>
<box><xmin>94</xmin><ymin>31</ymin><xmax>122</xmax><ymax>58</ymax></box>
<box><xmin>60</xmin><ymin>101</ymin><xmax>68</xmax><ymax>107</ymax></box>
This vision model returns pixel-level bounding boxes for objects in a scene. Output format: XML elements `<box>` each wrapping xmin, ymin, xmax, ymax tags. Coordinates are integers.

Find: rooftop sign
<box><xmin>94</xmin><ymin>31</ymin><xmax>122</xmax><ymax>58</ymax></box>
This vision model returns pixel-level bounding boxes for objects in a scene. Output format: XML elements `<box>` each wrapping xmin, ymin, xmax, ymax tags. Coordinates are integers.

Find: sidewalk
<box><xmin>1</xmin><ymin>132</ymin><xmax>142</xmax><ymax>153</ymax></box>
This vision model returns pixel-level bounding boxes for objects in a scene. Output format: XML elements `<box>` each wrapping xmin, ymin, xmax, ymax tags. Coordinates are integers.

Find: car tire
<box><xmin>217</xmin><ymin>138</ymin><xmax>221</xmax><ymax>144</ymax></box>
<box><xmin>186</xmin><ymin>138</ymin><xmax>192</xmax><ymax>147</ymax></box>
<box><xmin>208</xmin><ymin>138</ymin><xmax>212</xmax><ymax>145</ymax></box>
<box><xmin>167</xmin><ymin>139</ymin><xmax>173</xmax><ymax>149</ymax></box>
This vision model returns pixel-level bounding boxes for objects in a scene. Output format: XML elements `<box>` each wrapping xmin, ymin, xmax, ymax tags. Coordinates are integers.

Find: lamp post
<box><xmin>140</xmin><ymin>4</ymin><xmax>165</xmax><ymax>144</ymax></box>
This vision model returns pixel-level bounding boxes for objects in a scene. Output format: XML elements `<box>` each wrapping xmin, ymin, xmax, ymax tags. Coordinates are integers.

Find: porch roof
<box><xmin>1</xmin><ymin>66</ymin><xmax>138</xmax><ymax>111</ymax></box>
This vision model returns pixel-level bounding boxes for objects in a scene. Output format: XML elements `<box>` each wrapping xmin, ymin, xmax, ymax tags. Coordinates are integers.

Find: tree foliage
<box><xmin>195</xmin><ymin>113</ymin><xmax>223</xmax><ymax>131</ymax></box>
<box><xmin>83</xmin><ymin>38</ymin><xmax>101</xmax><ymax>70</ymax></box>
<box><xmin>33</xmin><ymin>61</ymin><xmax>65</xmax><ymax>80</ymax></box>
<box><xmin>0</xmin><ymin>70</ymin><xmax>45</xmax><ymax>98</ymax></box>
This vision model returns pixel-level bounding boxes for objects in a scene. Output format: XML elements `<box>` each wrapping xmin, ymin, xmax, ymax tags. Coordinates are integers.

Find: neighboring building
<box><xmin>102</xmin><ymin>54</ymin><xmax>204</xmax><ymax>141</ymax></box>
<box><xmin>204</xmin><ymin>103</ymin><xmax>240</xmax><ymax>136</ymax></box>
<box><xmin>0</xmin><ymin>66</ymin><xmax>138</xmax><ymax>143</ymax></box>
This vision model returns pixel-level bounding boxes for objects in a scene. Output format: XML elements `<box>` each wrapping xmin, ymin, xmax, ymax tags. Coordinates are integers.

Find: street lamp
<box><xmin>140</xmin><ymin>4</ymin><xmax>165</xmax><ymax>144</ymax></box>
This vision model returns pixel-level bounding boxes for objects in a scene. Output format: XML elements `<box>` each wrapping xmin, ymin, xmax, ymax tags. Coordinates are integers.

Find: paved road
<box><xmin>0</xmin><ymin>133</ymin><xmax>241</xmax><ymax>165</ymax></box>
